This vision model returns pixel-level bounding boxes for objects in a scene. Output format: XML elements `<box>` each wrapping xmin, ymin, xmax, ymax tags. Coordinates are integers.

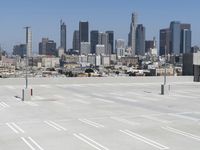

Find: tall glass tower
<box><xmin>79</xmin><ymin>21</ymin><xmax>89</xmax><ymax>51</ymax></box>
<box><xmin>128</xmin><ymin>12</ymin><xmax>138</xmax><ymax>56</ymax></box>
<box><xmin>60</xmin><ymin>20</ymin><xmax>67</xmax><ymax>51</ymax></box>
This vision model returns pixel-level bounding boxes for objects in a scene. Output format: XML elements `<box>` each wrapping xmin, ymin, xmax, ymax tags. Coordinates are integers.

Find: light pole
<box><xmin>24</xmin><ymin>27</ymin><xmax>30</xmax><ymax>89</ymax></box>
<box><xmin>164</xmin><ymin>45</ymin><xmax>167</xmax><ymax>85</ymax></box>
<box><xmin>22</xmin><ymin>27</ymin><xmax>32</xmax><ymax>101</ymax></box>
<box><xmin>161</xmin><ymin>45</ymin><xmax>169</xmax><ymax>95</ymax></box>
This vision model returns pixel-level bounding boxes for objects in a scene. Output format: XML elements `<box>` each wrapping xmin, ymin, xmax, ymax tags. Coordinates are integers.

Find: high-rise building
<box><xmin>79</xmin><ymin>21</ymin><xmax>89</xmax><ymax>51</ymax></box>
<box><xmin>115</xmin><ymin>39</ymin><xmax>126</xmax><ymax>58</ymax></box>
<box><xmin>25</xmin><ymin>27</ymin><xmax>32</xmax><ymax>57</ymax></box>
<box><xmin>60</xmin><ymin>20</ymin><xmax>67</xmax><ymax>51</ymax></box>
<box><xmin>96</xmin><ymin>45</ymin><xmax>105</xmax><ymax>55</ymax></box>
<box><xmin>39</xmin><ymin>38</ymin><xmax>57</xmax><ymax>56</ymax></box>
<box><xmin>73</xmin><ymin>30</ymin><xmax>80</xmax><ymax>50</ymax></box>
<box><xmin>145</xmin><ymin>40</ymin><xmax>154</xmax><ymax>53</ymax></box>
<box><xmin>98</xmin><ymin>32</ymin><xmax>109</xmax><ymax>55</ymax></box>
<box><xmin>160</xmin><ymin>21</ymin><xmax>192</xmax><ymax>56</ymax></box>
<box><xmin>159</xmin><ymin>28</ymin><xmax>171</xmax><ymax>56</ymax></box>
<box><xmin>128</xmin><ymin>12</ymin><xmax>137</xmax><ymax>56</ymax></box>
<box><xmin>170</xmin><ymin>21</ymin><xmax>181</xmax><ymax>55</ymax></box>
<box><xmin>136</xmin><ymin>24</ymin><xmax>145</xmax><ymax>56</ymax></box>
<box><xmin>180</xmin><ymin>24</ymin><xmax>191</xmax><ymax>54</ymax></box>
<box><xmin>80</xmin><ymin>42</ymin><xmax>90</xmax><ymax>55</ymax></box>
<box><xmin>106</xmin><ymin>31</ymin><xmax>114</xmax><ymax>54</ymax></box>
<box><xmin>115</xmin><ymin>39</ymin><xmax>125</xmax><ymax>49</ymax></box>
<box><xmin>13</xmin><ymin>44</ymin><xmax>27</xmax><ymax>58</ymax></box>
<box><xmin>90</xmin><ymin>30</ymin><xmax>99</xmax><ymax>54</ymax></box>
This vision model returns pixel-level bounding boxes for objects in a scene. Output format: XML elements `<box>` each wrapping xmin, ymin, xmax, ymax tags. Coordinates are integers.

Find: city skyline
<box><xmin>0</xmin><ymin>0</ymin><xmax>199</xmax><ymax>53</ymax></box>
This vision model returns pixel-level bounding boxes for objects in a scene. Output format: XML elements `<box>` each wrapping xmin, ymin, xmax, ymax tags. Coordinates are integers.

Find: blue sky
<box><xmin>0</xmin><ymin>0</ymin><xmax>199</xmax><ymax>53</ymax></box>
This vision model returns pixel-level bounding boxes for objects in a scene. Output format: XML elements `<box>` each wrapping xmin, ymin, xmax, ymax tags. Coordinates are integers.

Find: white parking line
<box><xmin>141</xmin><ymin>115</ymin><xmax>171</xmax><ymax>124</ymax></box>
<box><xmin>79</xmin><ymin>119</ymin><xmax>104</xmax><ymax>128</ymax></box>
<box><xmin>162</xmin><ymin>126</ymin><xmax>200</xmax><ymax>141</ymax></box>
<box><xmin>168</xmin><ymin>113</ymin><xmax>199</xmax><ymax>122</ymax></box>
<box><xmin>120</xmin><ymin>130</ymin><xmax>169</xmax><ymax>150</ymax></box>
<box><xmin>5</xmin><ymin>86</ymin><xmax>16</xmax><ymax>90</ymax></box>
<box><xmin>21</xmin><ymin>137</ymin><xmax>44</xmax><ymax>150</ymax></box>
<box><xmin>44</xmin><ymin>121</ymin><xmax>67</xmax><ymax>131</ymax></box>
<box><xmin>109</xmin><ymin>92</ymin><xmax>124</xmax><ymax>96</ymax></box>
<box><xmin>0</xmin><ymin>102</ymin><xmax>10</xmax><ymax>108</ymax></box>
<box><xmin>6</xmin><ymin>122</ymin><xmax>25</xmax><ymax>134</ymax></box>
<box><xmin>39</xmin><ymin>85</ymin><xmax>51</xmax><ymax>89</ymax></box>
<box><xmin>52</xmin><ymin>101</ymin><xmax>65</xmax><ymax>105</ymax></box>
<box><xmin>53</xmin><ymin>95</ymin><xmax>65</xmax><ymax>99</ymax></box>
<box><xmin>73</xmin><ymin>99</ymin><xmax>90</xmax><ymax>104</ymax></box>
<box><xmin>32</xmin><ymin>96</ymin><xmax>44</xmax><ymax>100</ymax></box>
<box><xmin>74</xmin><ymin>133</ymin><xmax>109</xmax><ymax>150</ymax></box>
<box><xmin>94</xmin><ymin>98</ymin><xmax>115</xmax><ymax>104</ymax></box>
<box><xmin>115</xmin><ymin>97</ymin><xmax>138</xmax><ymax>102</ymax></box>
<box><xmin>172</xmin><ymin>94</ymin><xmax>198</xmax><ymax>99</ymax></box>
<box><xmin>24</xmin><ymin>102</ymin><xmax>39</xmax><ymax>107</ymax></box>
<box><xmin>110</xmin><ymin>117</ymin><xmax>139</xmax><ymax>126</ymax></box>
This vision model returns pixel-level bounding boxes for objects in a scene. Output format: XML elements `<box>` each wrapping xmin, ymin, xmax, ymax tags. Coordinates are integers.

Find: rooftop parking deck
<box><xmin>0</xmin><ymin>76</ymin><xmax>200</xmax><ymax>150</ymax></box>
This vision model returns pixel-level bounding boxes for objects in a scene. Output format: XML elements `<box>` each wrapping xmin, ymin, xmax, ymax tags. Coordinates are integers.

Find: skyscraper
<box><xmin>136</xmin><ymin>24</ymin><xmax>145</xmax><ymax>56</ymax></box>
<box><xmin>13</xmin><ymin>44</ymin><xmax>27</xmax><ymax>58</ymax></box>
<box><xmin>159</xmin><ymin>28</ymin><xmax>171</xmax><ymax>56</ymax></box>
<box><xmin>80</xmin><ymin>42</ymin><xmax>91</xmax><ymax>55</ymax></box>
<box><xmin>98</xmin><ymin>32</ymin><xmax>109</xmax><ymax>55</ymax></box>
<box><xmin>145</xmin><ymin>40</ymin><xmax>154</xmax><ymax>53</ymax></box>
<box><xmin>39</xmin><ymin>38</ymin><xmax>57</xmax><ymax>56</ymax></box>
<box><xmin>79</xmin><ymin>21</ymin><xmax>89</xmax><ymax>51</ymax></box>
<box><xmin>170</xmin><ymin>21</ymin><xmax>181</xmax><ymax>55</ymax></box>
<box><xmin>106</xmin><ymin>31</ymin><xmax>114</xmax><ymax>54</ymax></box>
<box><xmin>90</xmin><ymin>30</ymin><xmax>99</xmax><ymax>54</ymax></box>
<box><xmin>60</xmin><ymin>20</ymin><xmax>67</xmax><ymax>51</ymax></box>
<box><xmin>180</xmin><ymin>24</ymin><xmax>191</xmax><ymax>54</ymax></box>
<box><xmin>128</xmin><ymin>12</ymin><xmax>137</xmax><ymax>56</ymax></box>
<box><xmin>25</xmin><ymin>27</ymin><xmax>32</xmax><ymax>57</ymax></box>
<box><xmin>73</xmin><ymin>30</ymin><xmax>80</xmax><ymax>51</ymax></box>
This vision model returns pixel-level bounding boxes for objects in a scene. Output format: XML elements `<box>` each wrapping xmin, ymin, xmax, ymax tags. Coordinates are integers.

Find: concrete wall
<box><xmin>0</xmin><ymin>76</ymin><xmax>194</xmax><ymax>86</ymax></box>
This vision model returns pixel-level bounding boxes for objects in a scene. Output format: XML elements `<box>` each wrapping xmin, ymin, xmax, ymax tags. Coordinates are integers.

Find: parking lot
<box><xmin>0</xmin><ymin>77</ymin><xmax>200</xmax><ymax>150</ymax></box>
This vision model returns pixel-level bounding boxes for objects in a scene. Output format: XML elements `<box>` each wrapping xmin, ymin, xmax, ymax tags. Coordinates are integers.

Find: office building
<box><xmin>106</xmin><ymin>31</ymin><xmax>114</xmax><ymax>54</ymax></box>
<box><xmin>96</xmin><ymin>45</ymin><xmax>105</xmax><ymax>55</ymax></box>
<box><xmin>115</xmin><ymin>39</ymin><xmax>125</xmax><ymax>49</ymax></box>
<box><xmin>79</xmin><ymin>21</ymin><xmax>89</xmax><ymax>50</ymax></box>
<box><xmin>160</xmin><ymin>21</ymin><xmax>192</xmax><ymax>56</ymax></box>
<box><xmin>146</xmin><ymin>37</ymin><xmax>157</xmax><ymax>55</ymax></box>
<box><xmin>115</xmin><ymin>39</ymin><xmax>125</xmax><ymax>58</ymax></box>
<box><xmin>73</xmin><ymin>30</ymin><xmax>80</xmax><ymax>50</ymax></box>
<box><xmin>170</xmin><ymin>21</ymin><xmax>181</xmax><ymax>55</ymax></box>
<box><xmin>80</xmin><ymin>42</ymin><xmax>90</xmax><ymax>55</ymax></box>
<box><xmin>128</xmin><ymin>12</ymin><xmax>137</xmax><ymax>56</ymax></box>
<box><xmin>145</xmin><ymin>40</ymin><xmax>154</xmax><ymax>53</ymax></box>
<box><xmin>90</xmin><ymin>30</ymin><xmax>99</xmax><ymax>54</ymax></box>
<box><xmin>180</xmin><ymin>24</ymin><xmax>191</xmax><ymax>54</ymax></box>
<box><xmin>98</xmin><ymin>32</ymin><xmax>109</xmax><ymax>55</ymax></box>
<box><xmin>136</xmin><ymin>24</ymin><xmax>145</xmax><ymax>56</ymax></box>
<box><xmin>13</xmin><ymin>44</ymin><xmax>27</xmax><ymax>58</ymax></box>
<box><xmin>39</xmin><ymin>38</ymin><xmax>57</xmax><ymax>56</ymax></box>
<box><xmin>60</xmin><ymin>20</ymin><xmax>67</xmax><ymax>51</ymax></box>
<box><xmin>159</xmin><ymin>28</ymin><xmax>170</xmax><ymax>56</ymax></box>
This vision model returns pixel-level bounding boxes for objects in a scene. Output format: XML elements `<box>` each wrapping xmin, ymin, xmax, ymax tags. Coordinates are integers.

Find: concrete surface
<box><xmin>0</xmin><ymin>76</ymin><xmax>200</xmax><ymax>150</ymax></box>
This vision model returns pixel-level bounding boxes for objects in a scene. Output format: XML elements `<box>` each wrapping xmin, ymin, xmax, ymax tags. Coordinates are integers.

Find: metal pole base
<box><xmin>22</xmin><ymin>88</ymin><xmax>32</xmax><ymax>101</ymax></box>
<box><xmin>161</xmin><ymin>84</ymin><xmax>170</xmax><ymax>95</ymax></box>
